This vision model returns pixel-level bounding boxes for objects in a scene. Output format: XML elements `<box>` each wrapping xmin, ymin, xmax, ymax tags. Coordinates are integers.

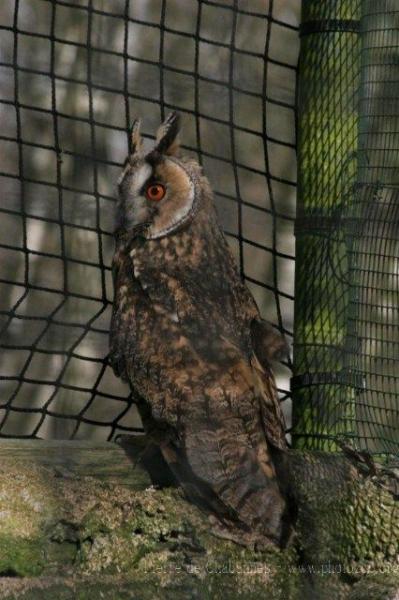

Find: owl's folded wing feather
<box><xmin>250</xmin><ymin>353</ymin><xmax>287</xmax><ymax>450</ymax></box>
<box><xmin>250</xmin><ymin>319</ymin><xmax>289</xmax><ymax>450</ymax></box>
<box><xmin>132</xmin><ymin>261</ymin><xmax>287</xmax><ymax>451</ymax></box>
<box><xmin>229</xmin><ymin>284</ymin><xmax>289</xmax><ymax>450</ymax></box>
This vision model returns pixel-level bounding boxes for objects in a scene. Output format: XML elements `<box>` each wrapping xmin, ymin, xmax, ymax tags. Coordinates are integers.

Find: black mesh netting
<box><xmin>0</xmin><ymin>1</ymin><xmax>298</xmax><ymax>440</ymax></box>
<box><xmin>1</xmin><ymin>1</ymin><xmax>397</xmax><ymax>457</ymax></box>
<box><xmin>293</xmin><ymin>0</ymin><xmax>399</xmax><ymax>457</ymax></box>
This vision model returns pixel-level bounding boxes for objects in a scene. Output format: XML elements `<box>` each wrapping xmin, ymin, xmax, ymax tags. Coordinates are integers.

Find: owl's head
<box><xmin>117</xmin><ymin>112</ymin><xmax>206</xmax><ymax>239</ymax></box>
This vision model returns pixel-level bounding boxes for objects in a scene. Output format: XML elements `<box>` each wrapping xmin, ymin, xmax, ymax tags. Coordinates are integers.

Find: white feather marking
<box><xmin>117</xmin><ymin>163</ymin><xmax>130</xmax><ymax>186</ymax></box>
<box><xmin>170</xmin><ymin>312</ymin><xmax>179</xmax><ymax>323</ymax></box>
<box><xmin>131</xmin><ymin>163</ymin><xmax>152</xmax><ymax>195</ymax></box>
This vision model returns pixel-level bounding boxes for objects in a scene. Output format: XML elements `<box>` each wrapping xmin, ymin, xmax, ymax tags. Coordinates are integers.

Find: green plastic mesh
<box><xmin>293</xmin><ymin>0</ymin><xmax>399</xmax><ymax>457</ymax></box>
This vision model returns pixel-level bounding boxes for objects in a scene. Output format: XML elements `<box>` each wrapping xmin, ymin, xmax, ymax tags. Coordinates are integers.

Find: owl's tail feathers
<box><xmin>183</xmin><ymin>428</ymin><xmax>290</xmax><ymax>547</ymax></box>
<box><xmin>161</xmin><ymin>440</ymin><xmax>288</xmax><ymax>548</ymax></box>
<box><xmin>160</xmin><ymin>441</ymin><xmax>244</xmax><ymax>526</ymax></box>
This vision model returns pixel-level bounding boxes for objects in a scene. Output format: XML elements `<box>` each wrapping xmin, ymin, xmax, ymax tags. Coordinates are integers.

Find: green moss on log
<box><xmin>0</xmin><ymin>456</ymin><xmax>300</xmax><ymax>599</ymax></box>
<box><xmin>0</xmin><ymin>442</ymin><xmax>397</xmax><ymax>599</ymax></box>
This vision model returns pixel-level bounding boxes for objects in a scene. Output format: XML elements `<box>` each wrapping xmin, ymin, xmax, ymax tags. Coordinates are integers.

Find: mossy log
<box><xmin>0</xmin><ymin>439</ymin><xmax>397</xmax><ymax>600</ymax></box>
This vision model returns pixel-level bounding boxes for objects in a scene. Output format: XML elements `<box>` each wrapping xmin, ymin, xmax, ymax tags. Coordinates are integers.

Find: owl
<box><xmin>110</xmin><ymin>112</ymin><xmax>289</xmax><ymax>548</ymax></box>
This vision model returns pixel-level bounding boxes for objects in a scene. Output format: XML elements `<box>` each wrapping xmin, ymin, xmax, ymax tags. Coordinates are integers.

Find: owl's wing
<box><xmin>229</xmin><ymin>296</ymin><xmax>289</xmax><ymax>447</ymax></box>
<box><xmin>249</xmin><ymin>319</ymin><xmax>289</xmax><ymax>450</ymax></box>
<box><xmin>186</xmin><ymin>273</ymin><xmax>288</xmax><ymax>451</ymax></box>
<box><xmin>133</xmin><ymin>261</ymin><xmax>287</xmax><ymax>450</ymax></box>
<box><xmin>221</xmin><ymin>264</ymin><xmax>288</xmax><ymax>451</ymax></box>
<box><xmin>250</xmin><ymin>352</ymin><xmax>287</xmax><ymax>450</ymax></box>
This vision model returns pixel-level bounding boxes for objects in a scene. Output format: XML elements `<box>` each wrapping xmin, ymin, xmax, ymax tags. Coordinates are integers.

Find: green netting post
<box><xmin>292</xmin><ymin>1</ymin><xmax>361</xmax><ymax>450</ymax></box>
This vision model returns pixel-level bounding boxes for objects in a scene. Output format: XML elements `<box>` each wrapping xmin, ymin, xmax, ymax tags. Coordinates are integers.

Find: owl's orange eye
<box><xmin>145</xmin><ymin>183</ymin><xmax>166</xmax><ymax>202</ymax></box>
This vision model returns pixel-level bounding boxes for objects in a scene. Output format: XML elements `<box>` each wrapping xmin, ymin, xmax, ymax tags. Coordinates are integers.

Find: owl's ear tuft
<box><xmin>129</xmin><ymin>118</ymin><xmax>143</xmax><ymax>160</ymax></box>
<box><xmin>155</xmin><ymin>112</ymin><xmax>181</xmax><ymax>156</ymax></box>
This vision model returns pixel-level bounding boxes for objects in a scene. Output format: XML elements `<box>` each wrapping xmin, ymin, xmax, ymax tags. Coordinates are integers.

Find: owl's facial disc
<box><xmin>146</xmin><ymin>158</ymin><xmax>195</xmax><ymax>239</ymax></box>
<box><xmin>117</xmin><ymin>112</ymin><xmax>198</xmax><ymax>238</ymax></box>
<box><xmin>118</xmin><ymin>157</ymin><xmax>196</xmax><ymax>239</ymax></box>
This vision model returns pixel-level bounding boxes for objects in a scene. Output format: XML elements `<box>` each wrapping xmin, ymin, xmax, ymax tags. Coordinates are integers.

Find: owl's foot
<box><xmin>208</xmin><ymin>515</ymin><xmax>276</xmax><ymax>551</ymax></box>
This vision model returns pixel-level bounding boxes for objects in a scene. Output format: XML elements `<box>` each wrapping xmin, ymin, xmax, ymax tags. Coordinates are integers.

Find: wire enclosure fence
<box><xmin>0</xmin><ymin>1</ymin><xmax>298</xmax><ymax>440</ymax></box>
<box><xmin>293</xmin><ymin>0</ymin><xmax>399</xmax><ymax>458</ymax></box>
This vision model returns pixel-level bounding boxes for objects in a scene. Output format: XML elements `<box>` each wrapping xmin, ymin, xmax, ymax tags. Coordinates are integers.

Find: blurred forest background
<box><xmin>0</xmin><ymin>0</ymin><xmax>299</xmax><ymax>439</ymax></box>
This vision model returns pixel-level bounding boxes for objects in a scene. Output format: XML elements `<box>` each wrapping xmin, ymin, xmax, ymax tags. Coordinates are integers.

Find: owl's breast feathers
<box><xmin>110</xmin><ymin>211</ymin><xmax>288</xmax><ymax>544</ymax></box>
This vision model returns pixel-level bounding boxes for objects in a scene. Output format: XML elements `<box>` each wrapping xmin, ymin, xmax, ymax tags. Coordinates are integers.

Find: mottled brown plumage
<box><xmin>110</xmin><ymin>113</ymin><xmax>289</xmax><ymax>548</ymax></box>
